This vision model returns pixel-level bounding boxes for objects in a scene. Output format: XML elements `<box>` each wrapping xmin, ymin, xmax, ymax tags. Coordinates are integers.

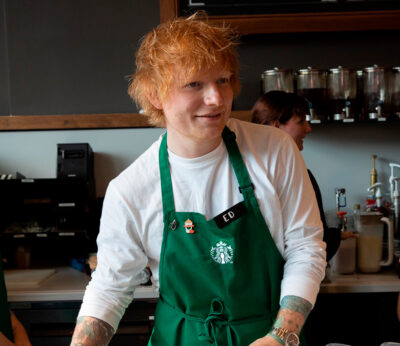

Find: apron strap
<box><xmin>159</xmin><ymin>133</ymin><xmax>177</xmax><ymax>228</ymax></box>
<box><xmin>159</xmin><ymin>127</ymin><xmax>256</xmax><ymax>226</ymax></box>
<box><xmin>222</xmin><ymin>127</ymin><xmax>256</xmax><ymax>201</ymax></box>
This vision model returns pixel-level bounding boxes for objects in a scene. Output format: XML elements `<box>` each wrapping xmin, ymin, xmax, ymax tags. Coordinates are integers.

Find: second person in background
<box><xmin>251</xmin><ymin>90</ymin><xmax>342</xmax><ymax>261</ymax></box>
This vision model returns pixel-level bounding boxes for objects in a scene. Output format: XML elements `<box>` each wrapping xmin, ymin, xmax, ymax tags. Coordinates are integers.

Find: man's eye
<box><xmin>186</xmin><ymin>82</ymin><xmax>200</xmax><ymax>88</ymax></box>
<box><xmin>217</xmin><ymin>77</ymin><xmax>229</xmax><ymax>84</ymax></box>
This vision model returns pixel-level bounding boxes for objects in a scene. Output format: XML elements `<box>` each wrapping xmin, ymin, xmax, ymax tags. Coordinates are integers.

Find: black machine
<box><xmin>57</xmin><ymin>143</ymin><xmax>94</xmax><ymax>181</ymax></box>
<box><xmin>0</xmin><ymin>143</ymin><xmax>98</xmax><ymax>270</ymax></box>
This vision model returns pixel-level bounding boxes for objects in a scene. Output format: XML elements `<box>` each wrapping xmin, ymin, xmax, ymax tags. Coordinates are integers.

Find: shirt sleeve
<box><xmin>276</xmin><ymin>136</ymin><xmax>327</xmax><ymax>307</ymax></box>
<box><xmin>77</xmin><ymin>180</ymin><xmax>148</xmax><ymax>332</ymax></box>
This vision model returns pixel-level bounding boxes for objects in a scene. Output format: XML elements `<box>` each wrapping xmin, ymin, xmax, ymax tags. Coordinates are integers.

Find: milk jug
<box><xmin>355</xmin><ymin>212</ymin><xmax>393</xmax><ymax>273</ymax></box>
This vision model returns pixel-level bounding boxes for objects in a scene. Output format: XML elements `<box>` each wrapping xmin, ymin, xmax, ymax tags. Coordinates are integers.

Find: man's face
<box><xmin>278</xmin><ymin>114</ymin><xmax>312</xmax><ymax>151</ymax></box>
<box><xmin>158</xmin><ymin>66</ymin><xmax>234</xmax><ymax>155</ymax></box>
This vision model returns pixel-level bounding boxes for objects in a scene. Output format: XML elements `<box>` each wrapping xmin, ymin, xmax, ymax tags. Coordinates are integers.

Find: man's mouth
<box><xmin>196</xmin><ymin>112</ymin><xmax>222</xmax><ymax>118</ymax></box>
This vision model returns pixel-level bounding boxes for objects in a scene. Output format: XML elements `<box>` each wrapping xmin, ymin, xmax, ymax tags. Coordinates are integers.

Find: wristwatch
<box><xmin>271</xmin><ymin>327</ymin><xmax>300</xmax><ymax>346</ymax></box>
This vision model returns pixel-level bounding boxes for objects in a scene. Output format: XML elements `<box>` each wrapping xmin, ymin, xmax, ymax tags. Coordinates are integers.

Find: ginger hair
<box><xmin>128</xmin><ymin>11</ymin><xmax>240</xmax><ymax>127</ymax></box>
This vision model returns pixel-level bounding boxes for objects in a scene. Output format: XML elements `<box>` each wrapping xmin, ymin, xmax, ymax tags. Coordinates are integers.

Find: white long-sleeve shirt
<box><xmin>78</xmin><ymin>118</ymin><xmax>326</xmax><ymax>331</ymax></box>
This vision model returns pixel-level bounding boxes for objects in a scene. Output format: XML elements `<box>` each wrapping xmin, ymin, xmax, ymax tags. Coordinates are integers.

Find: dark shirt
<box><xmin>307</xmin><ymin>170</ymin><xmax>341</xmax><ymax>261</ymax></box>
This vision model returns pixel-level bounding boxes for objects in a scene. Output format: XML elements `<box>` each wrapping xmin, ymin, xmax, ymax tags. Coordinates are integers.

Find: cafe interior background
<box><xmin>0</xmin><ymin>0</ymin><xmax>400</xmax><ymax>345</ymax></box>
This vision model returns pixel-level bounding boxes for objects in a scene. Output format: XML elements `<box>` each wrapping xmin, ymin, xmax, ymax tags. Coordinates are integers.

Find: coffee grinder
<box><xmin>261</xmin><ymin>67</ymin><xmax>294</xmax><ymax>94</ymax></box>
<box><xmin>327</xmin><ymin>66</ymin><xmax>357</xmax><ymax>121</ymax></box>
<box><xmin>296</xmin><ymin>67</ymin><xmax>328</xmax><ymax>122</ymax></box>
<box><xmin>391</xmin><ymin>66</ymin><xmax>400</xmax><ymax>118</ymax></box>
<box><xmin>363</xmin><ymin>65</ymin><xmax>392</xmax><ymax>120</ymax></box>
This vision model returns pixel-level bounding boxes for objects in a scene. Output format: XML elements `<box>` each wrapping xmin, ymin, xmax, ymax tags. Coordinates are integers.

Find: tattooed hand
<box><xmin>70</xmin><ymin>316</ymin><xmax>114</xmax><ymax>346</ymax></box>
<box><xmin>250</xmin><ymin>295</ymin><xmax>312</xmax><ymax>346</ymax></box>
<box><xmin>249</xmin><ymin>335</ymin><xmax>281</xmax><ymax>346</ymax></box>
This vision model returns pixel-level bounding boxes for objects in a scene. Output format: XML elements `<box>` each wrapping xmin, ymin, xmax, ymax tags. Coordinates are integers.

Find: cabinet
<box><xmin>10</xmin><ymin>299</ymin><xmax>157</xmax><ymax>346</ymax></box>
<box><xmin>305</xmin><ymin>292</ymin><xmax>400</xmax><ymax>345</ymax></box>
<box><xmin>160</xmin><ymin>0</ymin><xmax>400</xmax><ymax>34</ymax></box>
<box><xmin>0</xmin><ymin>178</ymin><xmax>98</xmax><ymax>269</ymax></box>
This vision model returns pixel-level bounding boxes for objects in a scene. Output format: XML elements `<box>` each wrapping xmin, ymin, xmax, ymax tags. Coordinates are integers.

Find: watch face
<box><xmin>285</xmin><ymin>332</ymin><xmax>300</xmax><ymax>346</ymax></box>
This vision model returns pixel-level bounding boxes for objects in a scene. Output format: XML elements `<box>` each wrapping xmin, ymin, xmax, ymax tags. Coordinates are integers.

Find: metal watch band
<box><xmin>272</xmin><ymin>327</ymin><xmax>300</xmax><ymax>346</ymax></box>
<box><xmin>273</xmin><ymin>327</ymin><xmax>289</xmax><ymax>339</ymax></box>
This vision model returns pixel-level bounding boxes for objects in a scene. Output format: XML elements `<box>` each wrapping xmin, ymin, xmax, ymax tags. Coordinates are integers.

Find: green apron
<box><xmin>149</xmin><ymin>126</ymin><xmax>291</xmax><ymax>345</ymax></box>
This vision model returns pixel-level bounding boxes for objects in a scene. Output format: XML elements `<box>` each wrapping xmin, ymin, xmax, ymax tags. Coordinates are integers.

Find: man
<box><xmin>71</xmin><ymin>12</ymin><xmax>326</xmax><ymax>346</ymax></box>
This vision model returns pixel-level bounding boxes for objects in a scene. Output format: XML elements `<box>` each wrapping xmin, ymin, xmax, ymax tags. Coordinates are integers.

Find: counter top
<box><xmin>7</xmin><ymin>267</ymin><xmax>400</xmax><ymax>302</ymax></box>
<box><xmin>7</xmin><ymin>267</ymin><xmax>159</xmax><ymax>302</ymax></box>
<box><xmin>320</xmin><ymin>268</ymin><xmax>400</xmax><ymax>294</ymax></box>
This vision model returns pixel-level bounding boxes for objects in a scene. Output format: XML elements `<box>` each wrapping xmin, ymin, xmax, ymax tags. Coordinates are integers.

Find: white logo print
<box><xmin>210</xmin><ymin>241</ymin><xmax>234</xmax><ymax>264</ymax></box>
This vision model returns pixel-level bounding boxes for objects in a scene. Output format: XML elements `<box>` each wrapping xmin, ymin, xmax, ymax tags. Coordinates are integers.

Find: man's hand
<box><xmin>249</xmin><ymin>335</ymin><xmax>281</xmax><ymax>346</ymax></box>
<box><xmin>0</xmin><ymin>311</ymin><xmax>31</xmax><ymax>346</ymax></box>
<box><xmin>250</xmin><ymin>295</ymin><xmax>312</xmax><ymax>346</ymax></box>
<box><xmin>70</xmin><ymin>316</ymin><xmax>114</xmax><ymax>346</ymax></box>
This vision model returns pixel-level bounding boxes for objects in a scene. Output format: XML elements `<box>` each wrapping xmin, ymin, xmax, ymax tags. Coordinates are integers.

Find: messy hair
<box><xmin>251</xmin><ymin>90</ymin><xmax>310</xmax><ymax>125</ymax></box>
<box><xmin>128</xmin><ymin>11</ymin><xmax>240</xmax><ymax>127</ymax></box>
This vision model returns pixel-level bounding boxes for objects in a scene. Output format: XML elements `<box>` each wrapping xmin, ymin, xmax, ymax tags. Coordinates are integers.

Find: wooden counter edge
<box><xmin>0</xmin><ymin>111</ymin><xmax>252</xmax><ymax>131</ymax></box>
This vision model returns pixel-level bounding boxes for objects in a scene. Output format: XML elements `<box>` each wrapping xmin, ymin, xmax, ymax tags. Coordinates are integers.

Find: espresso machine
<box><xmin>327</xmin><ymin>66</ymin><xmax>357</xmax><ymax>121</ymax></box>
<box><xmin>296</xmin><ymin>67</ymin><xmax>328</xmax><ymax>122</ymax></box>
<box><xmin>261</xmin><ymin>67</ymin><xmax>294</xmax><ymax>94</ymax></box>
<box><xmin>362</xmin><ymin>65</ymin><xmax>392</xmax><ymax>120</ymax></box>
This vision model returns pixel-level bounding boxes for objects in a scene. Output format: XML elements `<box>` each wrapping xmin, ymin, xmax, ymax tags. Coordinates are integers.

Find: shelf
<box><xmin>0</xmin><ymin>113</ymin><xmax>152</xmax><ymax>131</ymax></box>
<box><xmin>0</xmin><ymin>111</ymin><xmax>252</xmax><ymax>131</ymax></box>
<box><xmin>1</xmin><ymin>229</ymin><xmax>89</xmax><ymax>241</ymax></box>
<box><xmin>160</xmin><ymin>0</ymin><xmax>400</xmax><ymax>34</ymax></box>
<box><xmin>309</xmin><ymin>116</ymin><xmax>400</xmax><ymax>125</ymax></box>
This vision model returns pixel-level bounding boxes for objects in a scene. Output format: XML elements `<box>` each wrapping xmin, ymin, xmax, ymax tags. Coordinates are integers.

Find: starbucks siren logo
<box><xmin>210</xmin><ymin>241</ymin><xmax>234</xmax><ymax>264</ymax></box>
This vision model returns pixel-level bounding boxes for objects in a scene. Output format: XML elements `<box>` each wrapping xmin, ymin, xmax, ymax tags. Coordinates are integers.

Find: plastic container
<box><xmin>330</xmin><ymin>213</ymin><xmax>356</xmax><ymax>274</ymax></box>
<box><xmin>356</xmin><ymin>212</ymin><xmax>393</xmax><ymax>273</ymax></box>
<box><xmin>330</xmin><ymin>237</ymin><xmax>357</xmax><ymax>274</ymax></box>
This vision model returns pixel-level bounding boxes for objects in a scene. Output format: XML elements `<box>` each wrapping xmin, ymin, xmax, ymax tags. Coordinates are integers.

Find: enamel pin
<box><xmin>184</xmin><ymin>219</ymin><xmax>195</xmax><ymax>234</ymax></box>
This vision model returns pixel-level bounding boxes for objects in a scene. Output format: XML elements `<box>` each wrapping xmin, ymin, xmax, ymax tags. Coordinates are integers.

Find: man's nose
<box><xmin>204</xmin><ymin>84</ymin><xmax>223</xmax><ymax>105</ymax></box>
<box><xmin>305</xmin><ymin>121</ymin><xmax>312</xmax><ymax>133</ymax></box>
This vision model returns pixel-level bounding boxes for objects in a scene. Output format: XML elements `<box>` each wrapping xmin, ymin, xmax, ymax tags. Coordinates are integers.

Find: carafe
<box><xmin>355</xmin><ymin>212</ymin><xmax>394</xmax><ymax>273</ymax></box>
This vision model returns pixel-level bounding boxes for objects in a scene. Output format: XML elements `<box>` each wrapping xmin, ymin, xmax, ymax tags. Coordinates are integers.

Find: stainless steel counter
<box><xmin>7</xmin><ymin>266</ymin><xmax>400</xmax><ymax>302</ymax></box>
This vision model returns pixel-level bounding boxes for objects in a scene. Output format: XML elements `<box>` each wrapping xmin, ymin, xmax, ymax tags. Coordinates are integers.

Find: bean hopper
<box><xmin>261</xmin><ymin>67</ymin><xmax>294</xmax><ymax>94</ymax></box>
<box><xmin>296</xmin><ymin>67</ymin><xmax>327</xmax><ymax>122</ymax></box>
<box><xmin>356</xmin><ymin>70</ymin><xmax>365</xmax><ymax>120</ymax></box>
<box><xmin>327</xmin><ymin>66</ymin><xmax>357</xmax><ymax>121</ymax></box>
<box><xmin>363</xmin><ymin>65</ymin><xmax>392</xmax><ymax>120</ymax></box>
<box><xmin>392</xmin><ymin>66</ymin><xmax>400</xmax><ymax>118</ymax></box>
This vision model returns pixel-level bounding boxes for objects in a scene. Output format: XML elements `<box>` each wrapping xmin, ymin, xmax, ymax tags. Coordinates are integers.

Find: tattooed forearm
<box><xmin>70</xmin><ymin>316</ymin><xmax>114</xmax><ymax>346</ymax></box>
<box><xmin>280</xmin><ymin>295</ymin><xmax>312</xmax><ymax>320</ymax></box>
<box><xmin>272</xmin><ymin>295</ymin><xmax>312</xmax><ymax>335</ymax></box>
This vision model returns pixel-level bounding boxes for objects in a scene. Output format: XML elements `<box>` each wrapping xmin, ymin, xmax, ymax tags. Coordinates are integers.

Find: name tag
<box><xmin>214</xmin><ymin>202</ymin><xmax>246</xmax><ymax>228</ymax></box>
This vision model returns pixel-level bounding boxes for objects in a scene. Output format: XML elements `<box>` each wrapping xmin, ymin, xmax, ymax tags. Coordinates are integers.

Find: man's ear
<box><xmin>147</xmin><ymin>91</ymin><xmax>163</xmax><ymax>110</ymax></box>
<box><xmin>272</xmin><ymin>120</ymin><xmax>280</xmax><ymax>128</ymax></box>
